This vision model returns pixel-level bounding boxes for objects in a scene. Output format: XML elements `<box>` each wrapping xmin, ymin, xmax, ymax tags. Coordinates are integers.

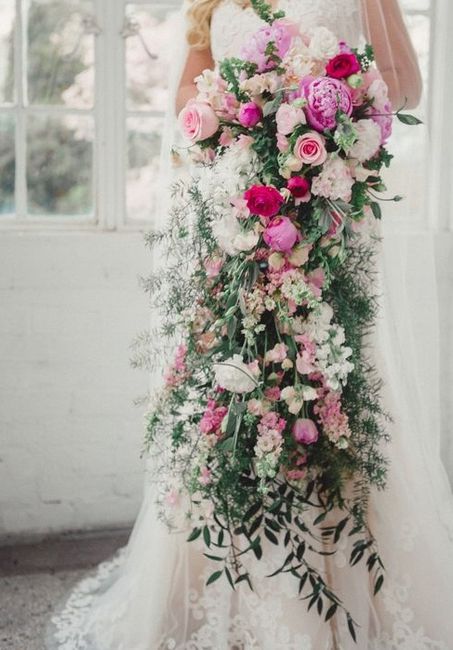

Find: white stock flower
<box><xmin>308</xmin><ymin>27</ymin><xmax>339</xmax><ymax>61</ymax></box>
<box><xmin>348</xmin><ymin>119</ymin><xmax>381</xmax><ymax>163</ymax></box>
<box><xmin>214</xmin><ymin>354</ymin><xmax>257</xmax><ymax>393</ymax></box>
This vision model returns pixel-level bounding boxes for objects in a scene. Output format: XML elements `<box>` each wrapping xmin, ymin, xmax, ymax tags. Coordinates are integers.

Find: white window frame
<box><xmin>1</xmin><ymin>0</ymin><xmax>451</xmax><ymax>232</ymax></box>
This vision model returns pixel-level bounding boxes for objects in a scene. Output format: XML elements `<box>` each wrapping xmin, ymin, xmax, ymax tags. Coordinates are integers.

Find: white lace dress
<box><xmin>48</xmin><ymin>1</ymin><xmax>453</xmax><ymax>648</ymax></box>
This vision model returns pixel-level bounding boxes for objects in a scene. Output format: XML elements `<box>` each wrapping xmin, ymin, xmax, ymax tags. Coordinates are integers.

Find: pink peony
<box><xmin>238</xmin><ymin>101</ymin><xmax>262</xmax><ymax>128</ymax></box>
<box><xmin>292</xmin><ymin>418</ymin><xmax>319</xmax><ymax>445</ymax></box>
<box><xmin>294</xmin><ymin>132</ymin><xmax>327</xmax><ymax>166</ymax></box>
<box><xmin>276</xmin><ymin>103</ymin><xmax>305</xmax><ymax>135</ymax></box>
<box><xmin>326</xmin><ymin>52</ymin><xmax>361</xmax><ymax>79</ymax></box>
<box><xmin>244</xmin><ymin>185</ymin><xmax>284</xmax><ymax>218</ymax></box>
<box><xmin>263</xmin><ymin>216</ymin><xmax>299</xmax><ymax>253</ymax></box>
<box><xmin>178</xmin><ymin>101</ymin><xmax>219</xmax><ymax>142</ymax></box>
<box><xmin>301</xmin><ymin>76</ymin><xmax>353</xmax><ymax>131</ymax></box>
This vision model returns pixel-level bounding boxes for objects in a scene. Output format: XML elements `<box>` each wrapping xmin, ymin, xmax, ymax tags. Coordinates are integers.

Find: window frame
<box><xmin>0</xmin><ymin>0</ymin><xmax>450</xmax><ymax>232</ymax></box>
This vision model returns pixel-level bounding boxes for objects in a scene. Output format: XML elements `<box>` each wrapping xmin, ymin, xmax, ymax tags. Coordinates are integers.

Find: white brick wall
<box><xmin>0</xmin><ymin>230</ymin><xmax>452</xmax><ymax>540</ymax></box>
<box><xmin>0</xmin><ymin>231</ymin><xmax>152</xmax><ymax>539</ymax></box>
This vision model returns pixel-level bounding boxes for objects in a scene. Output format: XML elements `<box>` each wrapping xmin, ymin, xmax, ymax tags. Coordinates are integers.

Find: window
<box><xmin>0</xmin><ymin>0</ymin><xmax>446</xmax><ymax>230</ymax></box>
<box><xmin>0</xmin><ymin>0</ymin><xmax>180</xmax><ymax>228</ymax></box>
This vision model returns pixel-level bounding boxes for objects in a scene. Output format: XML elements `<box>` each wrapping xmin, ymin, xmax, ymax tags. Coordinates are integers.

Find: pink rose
<box><xmin>292</xmin><ymin>418</ymin><xmax>319</xmax><ymax>445</ymax></box>
<box><xmin>326</xmin><ymin>52</ymin><xmax>361</xmax><ymax>79</ymax></box>
<box><xmin>287</xmin><ymin>176</ymin><xmax>311</xmax><ymax>200</ymax></box>
<box><xmin>178</xmin><ymin>101</ymin><xmax>219</xmax><ymax>142</ymax></box>
<box><xmin>238</xmin><ymin>102</ymin><xmax>262</xmax><ymax>128</ymax></box>
<box><xmin>263</xmin><ymin>216</ymin><xmax>299</xmax><ymax>253</ymax></box>
<box><xmin>294</xmin><ymin>132</ymin><xmax>327</xmax><ymax>166</ymax></box>
<box><xmin>276</xmin><ymin>103</ymin><xmax>305</xmax><ymax>135</ymax></box>
<box><xmin>244</xmin><ymin>185</ymin><xmax>284</xmax><ymax>218</ymax></box>
<box><xmin>301</xmin><ymin>76</ymin><xmax>353</xmax><ymax>131</ymax></box>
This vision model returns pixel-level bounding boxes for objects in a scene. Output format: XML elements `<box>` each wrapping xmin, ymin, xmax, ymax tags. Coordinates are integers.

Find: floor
<box><xmin>0</xmin><ymin>529</ymin><xmax>130</xmax><ymax>650</ymax></box>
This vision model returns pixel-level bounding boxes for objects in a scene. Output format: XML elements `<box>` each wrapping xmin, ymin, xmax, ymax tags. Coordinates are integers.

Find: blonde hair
<box><xmin>186</xmin><ymin>0</ymin><xmax>249</xmax><ymax>50</ymax></box>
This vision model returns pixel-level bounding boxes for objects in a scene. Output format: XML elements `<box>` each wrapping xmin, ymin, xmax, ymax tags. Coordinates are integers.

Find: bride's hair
<box><xmin>187</xmin><ymin>0</ymin><xmax>249</xmax><ymax>49</ymax></box>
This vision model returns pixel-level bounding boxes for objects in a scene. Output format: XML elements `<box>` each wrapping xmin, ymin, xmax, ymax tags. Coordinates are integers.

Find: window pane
<box><xmin>26</xmin><ymin>0</ymin><xmax>95</xmax><ymax>108</ymax></box>
<box><xmin>27</xmin><ymin>113</ymin><xmax>93</xmax><ymax>216</ymax></box>
<box><xmin>0</xmin><ymin>114</ymin><xmax>15</xmax><ymax>214</ymax></box>
<box><xmin>125</xmin><ymin>3</ymin><xmax>180</xmax><ymax>112</ymax></box>
<box><xmin>127</xmin><ymin>116</ymin><xmax>164</xmax><ymax>221</ymax></box>
<box><xmin>0</xmin><ymin>0</ymin><xmax>15</xmax><ymax>104</ymax></box>
<box><xmin>402</xmin><ymin>0</ymin><xmax>430</xmax><ymax>11</ymax></box>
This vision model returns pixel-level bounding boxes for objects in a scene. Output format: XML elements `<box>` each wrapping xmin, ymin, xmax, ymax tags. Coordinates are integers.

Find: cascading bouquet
<box><xmin>141</xmin><ymin>0</ymin><xmax>420</xmax><ymax>638</ymax></box>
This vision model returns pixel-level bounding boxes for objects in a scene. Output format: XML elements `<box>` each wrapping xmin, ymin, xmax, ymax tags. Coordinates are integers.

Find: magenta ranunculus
<box><xmin>326</xmin><ymin>52</ymin><xmax>361</xmax><ymax>79</ymax></box>
<box><xmin>301</xmin><ymin>76</ymin><xmax>353</xmax><ymax>131</ymax></box>
<box><xmin>263</xmin><ymin>216</ymin><xmax>299</xmax><ymax>253</ymax></box>
<box><xmin>238</xmin><ymin>102</ymin><xmax>262</xmax><ymax>128</ymax></box>
<box><xmin>294</xmin><ymin>132</ymin><xmax>327</xmax><ymax>166</ymax></box>
<box><xmin>292</xmin><ymin>418</ymin><xmax>319</xmax><ymax>445</ymax></box>
<box><xmin>178</xmin><ymin>101</ymin><xmax>219</xmax><ymax>142</ymax></box>
<box><xmin>287</xmin><ymin>176</ymin><xmax>311</xmax><ymax>199</ymax></box>
<box><xmin>244</xmin><ymin>185</ymin><xmax>284</xmax><ymax>218</ymax></box>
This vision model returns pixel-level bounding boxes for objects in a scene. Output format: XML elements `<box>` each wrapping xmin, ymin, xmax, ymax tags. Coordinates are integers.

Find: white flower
<box><xmin>212</xmin><ymin>212</ymin><xmax>242</xmax><ymax>255</ymax></box>
<box><xmin>308</xmin><ymin>27</ymin><xmax>339</xmax><ymax>61</ymax></box>
<box><xmin>214</xmin><ymin>354</ymin><xmax>257</xmax><ymax>393</ymax></box>
<box><xmin>233</xmin><ymin>229</ymin><xmax>259</xmax><ymax>252</ymax></box>
<box><xmin>281</xmin><ymin>385</ymin><xmax>317</xmax><ymax>415</ymax></box>
<box><xmin>311</xmin><ymin>154</ymin><xmax>354</xmax><ymax>203</ymax></box>
<box><xmin>348</xmin><ymin>119</ymin><xmax>381</xmax><ymax>163</ymax></box>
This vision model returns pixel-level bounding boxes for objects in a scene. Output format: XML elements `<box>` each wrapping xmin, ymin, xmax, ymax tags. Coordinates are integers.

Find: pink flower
<box><xmin>244</xmin><ymin>185</ymin><xmax>284</xmax><ymax>218</ymax></box>
<box><xmin>292</xmin><ymin>418</ymin><xmax>319</xmax><ymax>445</ymax></box>
<box><xmin>326</xmin><ymin>52</ymin><xmax>361</xmax><ymax>79</ymax></box>
<box><xmin>260</xmin><ymin>411</ymin><xmax>286</xmax><ymax>433</ymax></box>
<box><xmin>264</xmin><ymin>386</ymin><xmax>281</xmax><ymax>402</ymax></box>
<box><xmin>327</xmin><ymin>209</ymin><xmax>345</xmax><ymax>237</ymax></box>
<box><xmin>263</xmin><ymin>216</ymin><xmax>299</xmax><ymax>253</ymax></box>
<box><xmin>287</xmin><ymin>176</ymin><xmax>311</xmax><ymax>199</ymax></box>
<box><xmin>204</xmin><ymin>256</ymin><xmax>224</xmax><ymax>278</ymax></box>
<box><xmin>277</xmin><ymin>133</ymin><xmax>289</xmax><ymax>152</ymax></box>
<box><xmin>241</xmin><ymin>20</ymin><xmax>294</xmax><ymax>72</ymax></box>
<box><xmin>219</xmin><ymin>129</ymin><xmax>234</xmax><ymax>147</ymax></box>
<box><xmin>265</xmin><ymin>342</ymin><xmax>288</xmax><ymax>364</ymax></box>
<box><xmin>276</xmin><ymin>103</ymin><xmax>305</xmax><ymax>135</ymax></box>
<box><xmin>301</xmin><ymin>76</ymin><xmax>353</xmax><ymax>131</ymax></box>
<box><xmin>200</xmin><ymin>400</ymin><xmax>228</xmax><ymax>435</ymax></box>
<box><xmin>238</xmin><ymin>102</ymin><xmax>262</xmax><ymax>128</ymax></box>
<box><xmin>199</xmin><ymin>466</ymin><xmax>212</xmax><ymax>486</ymax></box>
<box><xmin>178</xmin><ymin>101</ymin><xmax>219</xmax><ymax>142</ymax></box>
<box><xmin>307</xmin><ymin>267</ymin><xmax>326</xmax><ymax>297</ymax></box>
<box><xmin>294</xmin><ymin>132</ymin><xmax>327</xmax><ymax>167</ymax></box>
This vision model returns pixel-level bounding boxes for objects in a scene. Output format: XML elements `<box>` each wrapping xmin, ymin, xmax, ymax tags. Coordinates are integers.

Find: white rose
<box><xmin>233</xmin><ymin>230</ymin><xmax>259</xmax><ymax>252</ymax></box>
<box><xmin>214</xmin><ymin>354</ymin><xmax>257</xmax><ymax>393</ymax></box>
<box><xmin>309</xmin><ymin>27</ymin><xmax>339</xmax><ymax>61</ymax></box>
<box><xmin>348</xmin><ymin>119</ymin><xmax>381</xmax><ymax>163</ymax></box>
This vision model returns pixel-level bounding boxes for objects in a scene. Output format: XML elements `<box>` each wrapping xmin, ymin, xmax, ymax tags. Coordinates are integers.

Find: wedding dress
<box><xmin>48</xmin><ymin>1</ymin><xmax>453</xmax><ymax>648</ymax></box>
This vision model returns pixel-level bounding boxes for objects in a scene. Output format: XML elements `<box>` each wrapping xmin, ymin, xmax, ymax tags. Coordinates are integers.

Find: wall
<box><xmin>0</xmin><ymin>231</ymin><xmax>452</xmax><ymax>540</ymax></box>
<box><xmin>0</xmin><ymin>231</ymin><xmax>152</xmax><ymax>540</ymax></box>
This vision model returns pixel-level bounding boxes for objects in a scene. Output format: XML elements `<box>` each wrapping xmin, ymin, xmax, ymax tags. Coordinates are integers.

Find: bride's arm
<box><xmin>176</xmin><ymin>47</ymin><xmax>215</xmax><ymax>114</ymax></box>
<box><xmin>361</xmin><ymin>0</ymin><xmax>423</xmax><ymax>109</ymax></box>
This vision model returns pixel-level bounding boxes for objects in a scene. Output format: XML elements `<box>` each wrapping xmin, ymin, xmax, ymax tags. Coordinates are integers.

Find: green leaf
<box><xmin>374</xmin><ymin>574</ymin><xmax>384</xmax><ymax>595</ymax></box>
<box><xmin>187</xmin><ymin>527</ymin><xmax>201</xmax><ymax>543</ymax></box>
<box><xmin>244</xmin><ymin>501</ymin><xmax>262</xmax><ymax>521</ymax></box>
<box><xmin>203</xmin><ymin>525</ymin><xmax>211</xmax><ymax>548</ymax></box>
<box><xmin>347</xmin><ymin>615</ymin><xmax>357</xmax><ymax>643</ymax></box>
<box><xmin>370</xmin><ymin>202</ymin><xmax>382</xmax><ymax>220</ymax></box>
<box><xmin>325</xmin><ymin>603</ymin><xmax>338</xmax><ymax>622</ymax></box>
<box><xmin>397</xmin><ymin>112</ymin><xmax>423</xmax><ymax>126</ymax></box>
<box><xmin>203</xmin><ymin>553</ymin><xmax>224</xmax><ymax>562</ymax></box>
<box><xmin>225</xmin><ymin>566</ymin><xmax>235</xmax><ymax>590</ymax></box>
<box><xmin>206</xmin><ymin>570</ymin><xmax>223</xmax><ymax>586</ymax></box>
<box><xmin>264</xmin><ymin>528</ymin><xmax>279</xmax><ymax>545</ymax></box>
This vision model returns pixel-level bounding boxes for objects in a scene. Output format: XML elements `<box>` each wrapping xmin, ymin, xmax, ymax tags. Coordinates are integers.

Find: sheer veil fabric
<box><xmin>47</xmin><ymin>1</ymin><xmax>453</xmax><ymax>649</ymax></box>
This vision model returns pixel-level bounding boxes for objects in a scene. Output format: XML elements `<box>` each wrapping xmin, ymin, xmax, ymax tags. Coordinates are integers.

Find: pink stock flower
<box><xmin>259</xmin><ymin>411</ymin><xmax>286</xmax><ymax>433</ymax></box>
<box><xmin>307</xmin><ymin>267</ymin><xmax>326</xmax><ymax>297</ymax></box>
<box><xmin>244</xmin><ymin>185</ymin><xmax>284</xmax><ymax>218</ymax></box>
<box><xmin>199</xmin><ymin>466</ymin><xmax>213</xmax><ymax>486</ymax></box>
<box><xmin>199</xmin><ymin>399</ymin><xmax>228</xmax><ymax>435</ymax></box>
<box><xmin>178</xmin><ymin>101</ymin><xmax>219</xmax><ymax>142</ymax></box>
<box><xmin>292</xmin><ymin>418</ymin><xmax>319</xmax><ymax>445</ymax></box>
<box><xmin>264</xmin><ymin>386</ymin><xmax>281</xmax><ymax>402</ymax></box>
<box><xmin>204</xmin><ymin>256</ymin><xmax>224</xmax><ymax>278</ymax></box>
<box><xmin>263</xmin><ymin>216</ymin><xmax>299</xmax><ymax>253</ymax></box>
<box><xmin>294</xmin><ymin>132</ymin><xmax>327</xmax><ymax>166</ymax></box>
<box><xmin>326</xmin><ymin>52</ymin><xmax>361</xmax><ymax>79</ymax></box>
<box><xmin>238</xmin><ymin>101</ymin><xmax>262</xmax><ymax>128</ymax></box>
<box><xmin>265</xmin><ymin>342</ymin><xmax>289</xmax><ymax>364</ymax></box>
<box><xmin>301</xmin><ymin>76</ymin><xmax>353</xmax><ymax>131</ymax></box>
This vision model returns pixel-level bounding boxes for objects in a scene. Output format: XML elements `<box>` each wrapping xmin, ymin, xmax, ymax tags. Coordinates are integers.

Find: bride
<box><xmin>48</xmin><ymin>1</ymin><xmax>453</xmax><ymax>649</ymax></box>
